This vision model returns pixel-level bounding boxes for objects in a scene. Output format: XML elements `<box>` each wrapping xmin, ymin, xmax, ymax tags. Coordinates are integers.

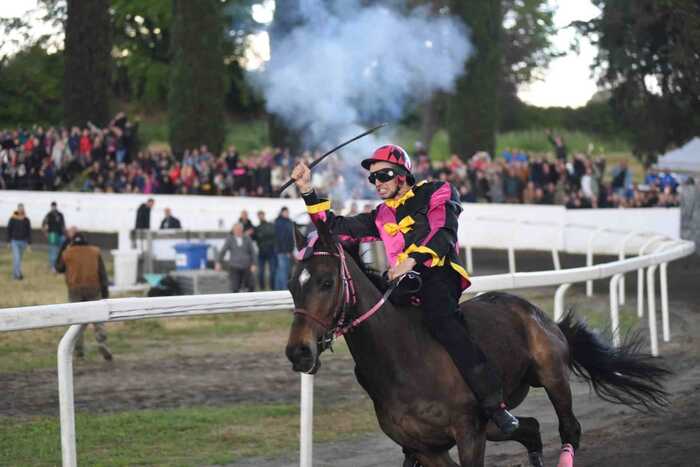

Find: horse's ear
<box><xmin>294</xmin><ymin>224</ymin><xmax>306</xmax><ymax>251</ymax></box>
<box><xmin>315</xmin><ymin>219</ymin><xmax>335</xmax><ymax>249</ymax></box>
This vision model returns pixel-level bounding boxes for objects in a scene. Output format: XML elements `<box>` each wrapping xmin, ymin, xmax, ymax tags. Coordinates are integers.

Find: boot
<box><xmin>489</xmin><ymin>402</ymin><xmax>519</xmax><ymax>434</ymax></box>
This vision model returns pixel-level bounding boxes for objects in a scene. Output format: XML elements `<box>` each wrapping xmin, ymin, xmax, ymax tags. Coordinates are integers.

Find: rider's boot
<box><xmin>487</xmin><ymin>402</ymin><xmax>519</xmax><ymax>435</ymax></box>
<box><xmin>464</xmin><ymin>362</ymin><xmax>519</xmax><ymax>435</ymax></box>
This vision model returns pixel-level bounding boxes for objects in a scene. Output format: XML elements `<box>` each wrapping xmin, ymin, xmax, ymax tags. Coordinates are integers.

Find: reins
<box><xmin>293</xmin><ymin>244</ymin><xmax>421</xmax><ymax>345</ymax></box>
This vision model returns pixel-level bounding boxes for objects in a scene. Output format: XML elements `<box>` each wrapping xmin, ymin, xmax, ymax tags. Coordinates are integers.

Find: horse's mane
<box><xmin>341</xmin><ymin>243</ymin><xmax>391</xmax><ymax>294</ymax></box>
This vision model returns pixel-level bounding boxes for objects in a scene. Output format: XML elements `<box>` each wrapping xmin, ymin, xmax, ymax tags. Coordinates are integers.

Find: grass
<box><xmin>0</xmin><ymin>400</ymin><xmax>379</xmax><ymax>466</ymax></box>
<box><xmin>0</xmin><ymin>251</ymin><xmax>644</xmax><ymax>465</ymax></box>
<box><xmin>138</xmin><ymin>118</ymin><xmax>269</xmax><ymax>155</ymax></box>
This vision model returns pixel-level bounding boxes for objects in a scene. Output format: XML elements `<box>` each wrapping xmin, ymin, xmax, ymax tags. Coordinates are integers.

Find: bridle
<box><xmin>292</xmin><ymin>243</ymin><xmax>413</xmax><ymax>350</ymax></box>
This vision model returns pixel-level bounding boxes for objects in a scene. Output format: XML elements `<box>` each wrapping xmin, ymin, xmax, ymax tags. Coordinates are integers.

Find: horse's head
<box><xmin>285</xmin><ymin>221</ymin><xmax>351</xmax><ymax>374</ymax></box>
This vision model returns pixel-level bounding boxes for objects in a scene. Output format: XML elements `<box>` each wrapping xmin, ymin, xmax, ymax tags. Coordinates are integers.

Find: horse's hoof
<box><xmin>402</xmin><ymin>455</ymin><xmax>422</xmax><ymax>467</ymax></box>
<box><xmin>528</xmin><ymin>451</ymin><xmax>544</xmax><ymax>467</ymax></box>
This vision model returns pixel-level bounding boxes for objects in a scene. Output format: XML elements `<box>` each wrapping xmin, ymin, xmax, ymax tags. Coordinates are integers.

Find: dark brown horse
<box><xmin>285</xmin><ymin>226</ymin><xmax>670</xmax><ymax>467</ymax></box>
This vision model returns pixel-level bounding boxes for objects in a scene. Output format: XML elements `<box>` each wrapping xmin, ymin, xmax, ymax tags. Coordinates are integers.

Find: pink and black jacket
<box><xmin>302</xmin><ymin>180</ymin><xmax>471</xmax><ymax>291</ymax></box>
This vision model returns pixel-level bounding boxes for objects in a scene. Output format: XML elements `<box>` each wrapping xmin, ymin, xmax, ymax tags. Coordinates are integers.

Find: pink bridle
<box><xmin>293</xmin><ymin>244</ymin><xmax>394</xmax><ymax>339</ymax></box>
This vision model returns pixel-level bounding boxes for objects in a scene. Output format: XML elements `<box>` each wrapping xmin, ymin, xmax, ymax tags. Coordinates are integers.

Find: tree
<box><xmin>0</xmin><ymin>45</ymin><xmax>63</xmax><ymax>125</ymax></box>
<box><xmin>500</xmin><ymin>0</ymin><xmax>560</xmax><ymax>131</ymax></box>
<box><xmin>415</xmin><ymin>0</ymin><xmax>558</xmax><ymax>149</ymax></box>
<box><xmin>447</xmin><ymin>0</ymin><xmax>503</xmax><ymax>159</ymax></box>
<box><xmin>63</xmin><ymin>0</ymin><xmax>111</xmax><ymax>127</ymax></box>
<box><xmin>578</xmin><ymin>0</ymin><xmax>700</xmax><ymax>164</ymax></box>
<box><xmin>168</xmin><ymin>0</ymin><xmax>226</xmax><ymax>155</ymax></box>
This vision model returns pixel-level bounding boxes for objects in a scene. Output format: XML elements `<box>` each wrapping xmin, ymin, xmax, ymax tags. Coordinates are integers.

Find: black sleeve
<box><xmin>301</xmin><ymin>190</ymin><xmax>380</xmax><ymax>240</ymax></box>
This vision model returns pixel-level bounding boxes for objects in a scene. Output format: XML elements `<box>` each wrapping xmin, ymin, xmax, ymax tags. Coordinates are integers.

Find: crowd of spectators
<box><xmin>0</xmin><ymin>112</ymin><xmax>136</xmax><ymax>191</ymax></box>
<box><xmin>0</xmin><ymin>120</ymin><xmax>681</xmax><ymax>208</ymax></box>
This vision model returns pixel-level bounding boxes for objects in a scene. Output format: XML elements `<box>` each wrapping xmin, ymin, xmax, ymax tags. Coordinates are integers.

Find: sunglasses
<box><xmin>368</xmin><ymin>168</ymin><xmax>398</xmax><ymax>184</ymax></box>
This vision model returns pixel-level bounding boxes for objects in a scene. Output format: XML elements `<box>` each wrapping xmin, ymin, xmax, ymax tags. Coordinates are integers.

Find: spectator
<box><xmin>252</xmin><ymin>210</ymin><xmax>277</xmax><ymax>290</ymax></box>
<box><xmin>546</xmin><ymin>129</ymin><xmax>567</xmax><ymax>162</ymax></box>
<box><xmin>274</xmin><ymin>206</ymin><xmax>295</xmax><ymax>290</ymax></box>
<box><xmin>238</xmin><ymin>210</ymin><xmax>254</xmax><ymax>236</ymax></box>
<box><xmin>159</xmin><ymin>207</ymin><xmax>182</xmax><ymax>229</ymax></box>
<box><xmin>7</xmin><ymin>203</ymin><xmax>32</xmax><ymax>280</ymax></box>
<box><xmin>42</xmin><ymin>201</ymin><xmax>66</xmax><ymax>272</ymax></box>
<box><xmin>216</xmin><ymin>222</ymin><xmax>257</xmax><ymax>292</ymax></box>
<box><xmin>56</xmin><ymin>228</ymin><xmax>112</xmax><ymax>360</ymax></box>
<box><xmin>135</xmin><ymin>198</ymin><xmax>155</xmax><ymax>229</ymax></box>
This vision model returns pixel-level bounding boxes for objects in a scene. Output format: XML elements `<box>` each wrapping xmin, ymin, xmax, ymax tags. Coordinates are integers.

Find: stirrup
<box><xmin>490</xmin><ymin>404</ymin><xmax>519</xmax><ymax>435</ymax></box>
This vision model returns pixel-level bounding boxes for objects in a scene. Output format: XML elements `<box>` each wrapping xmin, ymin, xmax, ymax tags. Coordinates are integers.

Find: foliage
<box><xmin>0</xmin><ymin>45</ymin><xmax>63</xmax><ymax>126</ymax></box>
<box><xmin>168</xmin><ymin>0</ymin><xmax>227</xmax><ymax>155</ymax></box>
<box><xmin>63</xmin><ymin>0</ymin><xmax>112</xmax><ymax>127</ymax></box>
<box><xmin>447</xmin><ymin>0</ymin><xmax>502</xmax><ymax>159</ymax></box>
<box><xmin>501</xmin><ymin>0</ymin><xmax>560</xmax><ymax>89</ymax></box>
<box><xmin>501</xmin><ymin>99</ymin><xmax>630</xmax><ymax>139</ymax></box>
<box><xmin>577</xmin><ymin>0</ymin><xmax>700</xmax><ymax>164</ymax></box>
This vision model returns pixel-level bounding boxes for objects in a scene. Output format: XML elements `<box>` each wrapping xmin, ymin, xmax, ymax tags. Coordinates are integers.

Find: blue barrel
<box><xmin>173</xmin><ymin>243</ymin><xmax>210</xmax><ymax>270</ymax></box>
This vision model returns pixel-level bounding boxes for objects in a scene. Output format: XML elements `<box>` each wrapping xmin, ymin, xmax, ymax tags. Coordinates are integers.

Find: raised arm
<box><xmin>291</xmin><ymin>162</ymin><xmax>380</xmax><ymax>242</ymax></box>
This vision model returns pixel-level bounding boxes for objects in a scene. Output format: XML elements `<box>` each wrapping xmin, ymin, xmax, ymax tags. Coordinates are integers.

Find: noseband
<box><xmin>293</xmin><ymin>244</ymin><xmax>401</xmax><ymax>346</ymax></box>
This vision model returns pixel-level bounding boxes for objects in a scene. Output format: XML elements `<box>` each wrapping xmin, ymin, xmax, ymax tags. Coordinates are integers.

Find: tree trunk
<box><xmin>447</xmin><ymin>0</ymin><xmax>502</xmax><ymax>161</ymax></box>
<box><xmin>168</xmin><ymin>0</ymin><xmax>226</xmax><ymax>156</ymax></box>
<box><xmin>63</xmin><ymin>0</ymin><xmax>111</xmax><ymax>128</ymax></box>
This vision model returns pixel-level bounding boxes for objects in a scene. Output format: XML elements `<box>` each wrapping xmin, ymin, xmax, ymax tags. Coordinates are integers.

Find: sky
<box><xmin>1</xmin><ymin>0</ymin><xmax>603</xmax><ymax>109</ymax></box>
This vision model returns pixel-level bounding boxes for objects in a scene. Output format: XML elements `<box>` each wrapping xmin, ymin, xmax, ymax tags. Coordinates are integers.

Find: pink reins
<box><xmin>293</xmin><ymin>244</ymin><xmax>393</xmax><ymax>339</ymax></box>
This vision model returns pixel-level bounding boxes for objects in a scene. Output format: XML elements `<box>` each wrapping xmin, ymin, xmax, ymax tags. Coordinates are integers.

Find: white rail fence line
<box><xmin>0</xmin><ymin>226</ymin><xmax>695</xmax><ymax>467</ymax></box>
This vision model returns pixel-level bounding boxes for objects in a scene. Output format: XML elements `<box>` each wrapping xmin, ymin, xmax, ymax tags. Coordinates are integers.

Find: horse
<box><xmin>285</xmin><ymin>224</ymin><xmax>670</xmax><ymax>467</ymax></box>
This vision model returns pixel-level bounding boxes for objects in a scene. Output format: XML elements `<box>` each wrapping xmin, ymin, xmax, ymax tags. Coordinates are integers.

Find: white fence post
<box><xmin>551</xmin><ymin>249</ymin><xmax>561</xmax><ymax>271</ymax></box>
<box><xmin>58</xmin><ymin>324</ymin><xmax>86</xmax><ymax>467</ymax></box>
<box><xmin>617</xmin><ymin>231</ymin><xmax>640</xmax><ymax>305</ymax></box>
<box><xmin>637</xmin><ymin>236</ymin><xmax>665</xmax><ymax>317</ymax></box>
<box><xmin>646</xmin><ymin>266</ymin><xmax>659</xmax><ymax>357</ymax></box>
<box><xmin>586</xmin><ymin>228</ymin><xmax>604</xmax><ymax>297</ymax></box>
<box><xmin>609</xmin><ymin>274</ymin><xmax>623</xmax><ymax>347</ymax></box>
<box><xmin>660</xmin><ymin>262</ymin><xmax>670</xmax><ymax>342</ymax></box>
<box><xmin>554</xmin><ymin>283</ymin><xmax>572</xmax><ymax>322</ymax></box>
<box><xmin>300</xmin><ymin>373</ymin><xmax>314</xmax><ymax>467</ymax></box>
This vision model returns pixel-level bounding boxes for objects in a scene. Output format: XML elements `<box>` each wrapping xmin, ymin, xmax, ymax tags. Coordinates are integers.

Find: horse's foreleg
<box><xmin>454</xmin><ymin>421</ymin><xmax>487</xmax><ymax>467</ymax></box>
<box><xmin>486</xmin><ymin>416</ymin><xmax>543</xmax><ymax>467</ymax></box>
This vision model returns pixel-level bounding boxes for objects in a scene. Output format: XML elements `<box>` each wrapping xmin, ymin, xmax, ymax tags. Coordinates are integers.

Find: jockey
<box><xmin>291</xmin><ymin>144</ymin><xmax>519</xmax><ymax>434</ymax></box>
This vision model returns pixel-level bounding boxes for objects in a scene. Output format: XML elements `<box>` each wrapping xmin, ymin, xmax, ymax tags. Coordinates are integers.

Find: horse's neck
<box><xmin>343</xmin><ymin>267</ymin><xmax>426</xmax><ymax>387</ymax></box>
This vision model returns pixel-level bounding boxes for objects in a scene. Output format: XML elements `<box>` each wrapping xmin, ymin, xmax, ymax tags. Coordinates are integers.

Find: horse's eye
<box><xmin>320</xmin><ymin>279</ymin><xmax>334</xmax><ymax>289</ymax></box>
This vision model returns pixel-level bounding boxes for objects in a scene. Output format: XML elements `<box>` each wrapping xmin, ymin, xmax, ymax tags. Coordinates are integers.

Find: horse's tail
<box><xmin>557</xmin><ymin>311</ymin><xmax>671</xmax><ymax>411</ymax></box>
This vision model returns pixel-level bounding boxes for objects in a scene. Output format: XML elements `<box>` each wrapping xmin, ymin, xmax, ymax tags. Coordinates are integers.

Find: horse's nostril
<box><xmin>286</xmin><ymin>344</ymin><xmax>313</xmax><ymax>363</ymax></box>
<box><xmin>297</xmin><ymin>345</ymin><xmax>312</xmax><ymax>359</ymax></box>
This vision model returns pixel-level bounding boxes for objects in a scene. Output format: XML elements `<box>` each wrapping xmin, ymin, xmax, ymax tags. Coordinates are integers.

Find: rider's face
<box><xmin>369</xmin><ymin>161</ymin><xmax>401</xmax><ymax>199</ymax></box>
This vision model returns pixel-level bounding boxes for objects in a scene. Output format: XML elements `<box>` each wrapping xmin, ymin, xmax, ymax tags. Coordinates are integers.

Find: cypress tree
<box><xmin>169</xmin><ymin>0</ymin><xmax>226</xmax><ymax>156</ymax></box>
<box><xmin>63</xmin><ymin>0</ymin><xmax>111</xmax><ymax>128</ymax></box>
<box><xmin>447</xmin><ymin>0</ymin><xmax>502</xmax><ymax>160</ymax></box>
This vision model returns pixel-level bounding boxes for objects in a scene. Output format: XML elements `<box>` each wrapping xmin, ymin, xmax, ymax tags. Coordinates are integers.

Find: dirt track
<box><xmin>1</xmin><ymin>254</ymin><xmax>698</xmax><ymax>466</ymax></box>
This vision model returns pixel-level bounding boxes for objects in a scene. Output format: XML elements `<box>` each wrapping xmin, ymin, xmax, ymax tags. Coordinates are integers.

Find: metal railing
<box><xmin>0</xmin><ymin>222</ymin><xmax>694</xmax><ymax>467</ymax></box>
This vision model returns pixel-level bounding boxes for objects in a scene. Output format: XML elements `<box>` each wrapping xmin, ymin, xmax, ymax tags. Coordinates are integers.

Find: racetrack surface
<box><xmin>1</xmin><ymin>253</ymin><xmax>698</xmax><ymax>466</ymax></box>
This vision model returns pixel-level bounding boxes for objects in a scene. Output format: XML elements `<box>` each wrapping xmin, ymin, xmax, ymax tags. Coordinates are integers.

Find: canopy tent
<box><xmin>656</xmin><ymin>137</ymin><xmax>700</xmax><ymax>173</ymax></box>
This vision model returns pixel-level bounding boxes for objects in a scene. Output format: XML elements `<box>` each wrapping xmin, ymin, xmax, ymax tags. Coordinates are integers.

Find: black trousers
<box><xmin>416</xmin><ymin>264</ymin><xmax>504</xmax><ymax>410</ymax></box>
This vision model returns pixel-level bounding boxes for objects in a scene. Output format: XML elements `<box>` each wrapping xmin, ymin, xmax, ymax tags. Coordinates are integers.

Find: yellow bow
<box><xmin>384</xmin><ymin>189</ymin><xmax>415</xmax><ymax>209</ymax></box>
<box><xmin>383</xmin><ymin>216</ymin><xmax>415</xmax><ymax>236</ymax></box>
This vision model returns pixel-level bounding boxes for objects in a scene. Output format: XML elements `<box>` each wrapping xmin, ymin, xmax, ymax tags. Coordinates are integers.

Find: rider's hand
<box><xmin>291</xmin><ymin>162</ymin><xmax>313</xmax><ymax>194</ymax></box>
<box><xmin>388</xmin><ymin>257</ymin><xmax>416</xmax><ymax>281</ymax></box>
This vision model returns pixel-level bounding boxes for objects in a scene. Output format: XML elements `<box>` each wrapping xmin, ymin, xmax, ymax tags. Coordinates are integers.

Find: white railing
<box><xmin>0</xmin><ymin>223</ymin><xmax>694</xmax><ymax>467</ymax></box>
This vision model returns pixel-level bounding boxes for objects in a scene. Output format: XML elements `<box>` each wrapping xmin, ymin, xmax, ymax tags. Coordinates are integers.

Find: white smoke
<box><xmin>251</xmin><ymin>0</ymin><xmax>472</xmax><ymax>199</ymax></box>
